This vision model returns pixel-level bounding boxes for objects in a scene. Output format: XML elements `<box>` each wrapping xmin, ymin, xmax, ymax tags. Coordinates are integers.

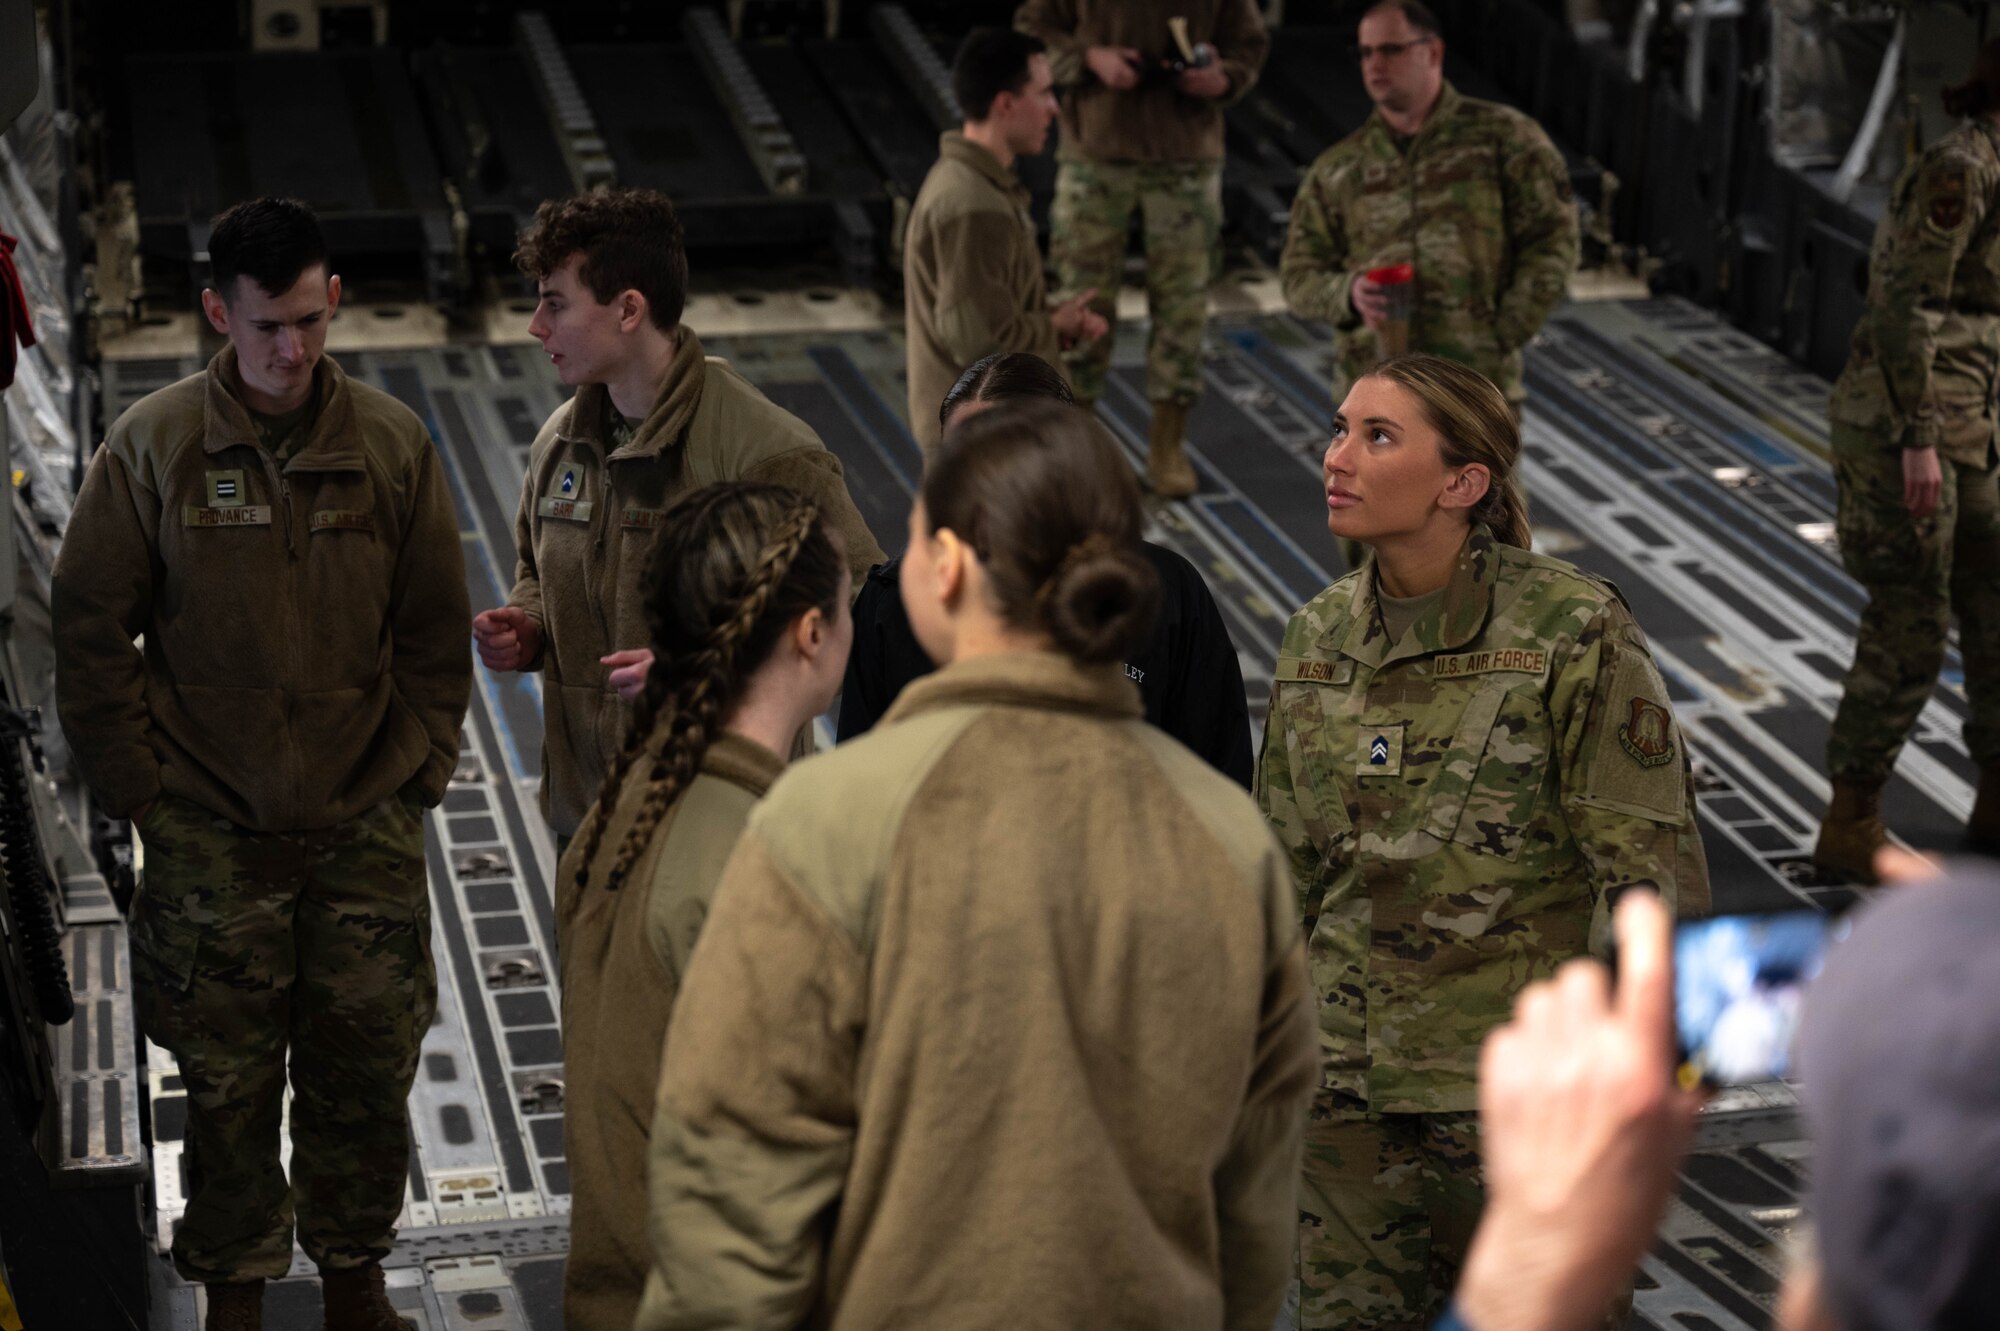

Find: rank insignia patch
<box><xmin>558</xmin><ymin>466</ymin><xmax>579</xmax><ymax>497</ymax></box>
<box><xmin>1356</xmin><ymin>722</ymin><xmax>1406</xmax><ymax>776</ymax></box>
<box><xmin>1618</xmin><ymin>697</ymin><xmax>1676</xmax><ymax>768</ymax></box>
<box><xmin>206</xmin><ymin>469</ymin><xmax>246</xmax><ymax>507</ymax></box>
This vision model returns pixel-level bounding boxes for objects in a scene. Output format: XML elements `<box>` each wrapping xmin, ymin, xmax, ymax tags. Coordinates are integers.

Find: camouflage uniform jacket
<box><xmin>1278</xmin><ymin>82</ymin><xmax>1579</xmax><ymax>405</ymax></box>
<box><xmin>508</xmin><ymin>329</ymin><xmax>884</xmax><ymax>836</ymax></box>
<box><xmin>1257</xmin><ymin>527</ymin><xmax>1709</xmax><ymax>1114</ymax></box>
<box><xmin>1829</xmin><ymin>118</ymin><xmax>2000</xmax><ymax>466</ymax></box>
<box><xmin>1014</xmin><ymin>0</ymin><xmax>1269</xmax><ymax>164</ymax></box>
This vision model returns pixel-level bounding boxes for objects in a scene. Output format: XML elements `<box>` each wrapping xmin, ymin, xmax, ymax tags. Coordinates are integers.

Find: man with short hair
<box><xmin>1015</xmin><ymin>0</ymin><xmax>1269</xmax><ymax>498</ymax></box>
<box><xmin>1280</xmin><ymin>0</ymin><xmax>1578</xmax><ymax>415</ymax></box>
<box><xmin>904</xmin><ymin>27</ymin><xmax>1107</xmax><ymax>454</ymax></box>
<box><xmin>473</xmin><ymin>189</ymin><xmax>884</xmax><ymax>844</ymax></box>
<box><xmin>54</xmin><ymin>197</ymin><xmax>471</xmax><ymax>1331</ymax></box>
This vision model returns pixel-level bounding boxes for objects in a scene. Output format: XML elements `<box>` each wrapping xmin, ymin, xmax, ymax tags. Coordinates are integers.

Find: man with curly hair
<box><xmin>473</xmin><ymin>189</ymin><xmax>884</xmax><ymax>845</ymax></box>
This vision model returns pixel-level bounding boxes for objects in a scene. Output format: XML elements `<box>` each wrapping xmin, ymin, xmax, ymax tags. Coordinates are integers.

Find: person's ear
<box><xmin>1440</xmin><ymin>463</ymin><xmax>1491</xmax><ymax>514</ymax></box>
<box><xmin>792</xmin><ymin>606</ymin><xmax>827</xmax><ymax>661</ymax></box>
<box><xmin>326</xmin><ymin>273</ymin><xmax>343</xmax><ymax>317</ymax></box>
<box><xmin>933</xmin><ymin>528</ymin><xmax>969</xmax><ymax>606</ymax></box>
<box><xmin>617</xmin><ymin>288</ymin><xmax>649</xmax><ymax>334</ymax></box>
<box><xmin>200</xmin><ymin>288</ymin><xmax>230</xmax><ymax>336</ymax></box>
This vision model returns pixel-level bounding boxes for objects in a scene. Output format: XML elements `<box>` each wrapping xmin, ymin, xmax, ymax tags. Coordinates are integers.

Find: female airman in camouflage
<box><xmin>1256</xmin><ymin>354</ymin><xmax>1709</xmax><ymax>1331</ymax></box>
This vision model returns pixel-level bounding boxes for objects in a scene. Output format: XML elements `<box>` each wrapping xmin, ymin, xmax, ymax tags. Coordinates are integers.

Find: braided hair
<box><xmin>572</xmin><ymin>484</ymin><xmax>846</xmax><ymax>892</ymax></box>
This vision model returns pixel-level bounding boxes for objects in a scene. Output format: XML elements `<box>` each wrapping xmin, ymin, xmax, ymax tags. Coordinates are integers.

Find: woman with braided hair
<box><xmin>554</xmin><ymin>482</ymin><xmax>850</xmax><ymax>1331</ymax></box>
<box><xmin>634</xmin><ymin>398</ymin><xmax>1318</xmax><ymax>1331</ymax></box>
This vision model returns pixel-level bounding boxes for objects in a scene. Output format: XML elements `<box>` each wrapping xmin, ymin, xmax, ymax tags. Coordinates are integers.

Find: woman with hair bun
<box><xmin>555</xmin><ymin>483</ymin><xmax>851</xmax><ymax>1331</ymax></box>
<box><xmin>839</xmin><ymin>350</ymin><xmax>1254</xmax><ymax>786</ymax></box>
<box><xmin>636</xmin><ymin>399</ymin><xmax>1318</xmax><ymax>1331</ymax></box>
<box><xmin>1260</xmin><ymin>354</ymin><xmax>1709</xmax><ymax>1331</ymax></box>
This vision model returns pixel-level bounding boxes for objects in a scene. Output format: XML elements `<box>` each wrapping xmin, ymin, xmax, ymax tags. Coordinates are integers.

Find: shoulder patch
<box><xmin>1579</xmin><ymin>648</ymin><xmax>1688</xmax><ymax>823</ymax></box>
<box><xmin>1928</xmin><ymin>165</ymin><xmax>1970</xmax><ymax>235</ymax></box>
<box><xmin>1617</xmin><ymin>697</ymin><xmax>1676</xmax><ymax>768</ymax></box>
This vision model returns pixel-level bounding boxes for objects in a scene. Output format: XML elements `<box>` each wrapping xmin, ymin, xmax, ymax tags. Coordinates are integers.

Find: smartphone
<box><xmin>1671</xmin><ymin>909</ymin><xmax>1849</xmax><ymax>1087</ymax></box>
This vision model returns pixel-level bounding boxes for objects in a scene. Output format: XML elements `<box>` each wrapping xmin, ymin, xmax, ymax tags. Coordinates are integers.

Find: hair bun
<box><xmin>1042</xmin><ymin>538</ymin><xmax>1160</xmax><ymax>664</ymax></box>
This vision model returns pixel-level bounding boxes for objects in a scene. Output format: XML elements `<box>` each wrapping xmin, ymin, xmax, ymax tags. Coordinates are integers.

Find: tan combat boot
<box><xmin>1966</xmin><ymin>762</ymin><xmax>2000</xmax><ymax>856</ymax></box>
<box><xmin>322</xmin><ymin>1263</ymin><xmax>411</xmax><ymax>1331</ymax></box>
<box><xmin>1147</xmin><ymin>402</ymin><xmax>1198</xmax><ymax>499</ymax></box>
<box><xmin>203</xmin><ymin>1279</ymin><xmax>264</xmax><ymax>1331</ymax></box>
<box><xmin>1811</xmin><ymin>776</ymin><xmax>1889</xmax><ymax>884</ymax></box>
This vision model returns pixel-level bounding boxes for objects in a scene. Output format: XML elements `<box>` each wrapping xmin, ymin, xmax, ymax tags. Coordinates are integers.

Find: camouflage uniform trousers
<box><xmin>128</xmin><ymin>791</ymin><xmax>436</xmax><ymax>1284</ymax></box>
<box><xmin>1296</xmin><ymin>1091</ymin><xmax>1481</xmax><ymax>1331</ymax></box>
<box><xmin>1296</xmin><ymin>1092</ymin><xmax>1634</xmax><ymax>1331</ymax></box>
<box><xmin>1827</xmin><ymin>421</ymin><xmax>2000</xmax><ymax>779</ymax></box>
<box><xmin>1050</xmin><ymin>157</ymin><xmax>1222</xmax><ymax>407</ymax></box>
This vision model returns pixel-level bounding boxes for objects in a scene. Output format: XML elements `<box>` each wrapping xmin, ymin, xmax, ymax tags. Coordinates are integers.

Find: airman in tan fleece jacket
<box><xmin>556</xmin><ymin>732</ymin><xmax>784</xmax><ymax>1331</ymax></box>
<box><xmin>54</xmin><ymin>344</ymin><xmax>470</xmax><ymax>827</ymax></box>
<box><xmin>507</xmin><ymin>330</ymin><xmax>883</xmax><ymax>836</ymax></box>
<box><xmin>636</xmin><ymin>651</ymin><xmax>1319</xmax><ymax>1331</ymax></box>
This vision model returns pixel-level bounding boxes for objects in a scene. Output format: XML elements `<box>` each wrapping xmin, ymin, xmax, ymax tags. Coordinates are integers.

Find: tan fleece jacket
<box><xmin>53</xmin><ymin>347</ymin><xmax>471</xmax><ymax>831</ymax></box>
<box><xmin>636</xmin><ymin>651</ymin><xmax>1319</xmax><ymax>1331</ymax></box>
<box><xmin>904</xmin><ymin>132</ymin><xmax>1064</xmax><ymax>452</ymax></box>
<box><xmin>506</xmin><ymin>329</ymin><xmax>884</xmax><ymax>836</ymax></box>
<box><xmin>555</xmin><ymin>732</ymin><xmax>784</xmax><ymax>1331</ymax></box>
<box><xmin>1015</xmin><ymin>0</ymin><xmax>1270</xmax><ymax>164</ymax></box>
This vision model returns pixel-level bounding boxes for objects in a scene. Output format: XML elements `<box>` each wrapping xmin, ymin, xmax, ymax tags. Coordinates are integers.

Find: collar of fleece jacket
<box><xmin>557</xmin><ymin>327</ymin><xmax>710</xmax><ymax>462</ymax></box>
<box><xmin>879</xmin><ymin>650</ymin><xmax>1143</xmax><ymax>728</ymax></box>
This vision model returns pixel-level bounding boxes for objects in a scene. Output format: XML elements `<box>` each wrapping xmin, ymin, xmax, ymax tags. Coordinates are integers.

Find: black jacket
<box><xmin>837</xmin><ymin>542</ymin><xmax>1254</xmax><ymax>787</ymax></box>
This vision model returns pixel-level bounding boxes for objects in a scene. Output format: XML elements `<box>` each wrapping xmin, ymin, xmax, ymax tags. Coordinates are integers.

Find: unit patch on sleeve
<box><xmin>1928</xmin><ymin>167</ymin><xmax>1969</xmax><ymax>235</ymax></box>
<box><xmin>1618</xmin><ymin>697</ymin><xmax>1676</xmax><ymax>768</ymax></box>
<box><xmin>1580</xmin><ymin>648</ymin><xmax>1689</xmax><ymax>823</ymax></box>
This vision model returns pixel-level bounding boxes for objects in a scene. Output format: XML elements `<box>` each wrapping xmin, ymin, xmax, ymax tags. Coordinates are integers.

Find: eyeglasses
<box><xmin>1356</xmin><ymin>37</ymin><xmax>1434</xmax><ymax>62</ymax></box>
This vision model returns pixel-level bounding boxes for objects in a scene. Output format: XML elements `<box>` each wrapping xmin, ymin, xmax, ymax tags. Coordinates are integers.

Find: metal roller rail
<box><xmin>683</xmin><ymin>8</ymin><xmax>806</xmax><ymax>198</ymax></box>
<box><xmin>515</xmin><ymin>11</ymin><xmax>614</xmax><ymax>193</ymax></box>
<box><xmin>869</xmin><ymin>4</ymin><xmax>959</xmax><ymax>134</ymax></box>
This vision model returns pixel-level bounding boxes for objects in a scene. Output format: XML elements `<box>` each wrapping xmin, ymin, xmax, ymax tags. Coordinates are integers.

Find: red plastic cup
<box><xmin>1366</xmin><ymin>262</ymin><xmax>1415</xmax><ymax>356</ymax></box>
